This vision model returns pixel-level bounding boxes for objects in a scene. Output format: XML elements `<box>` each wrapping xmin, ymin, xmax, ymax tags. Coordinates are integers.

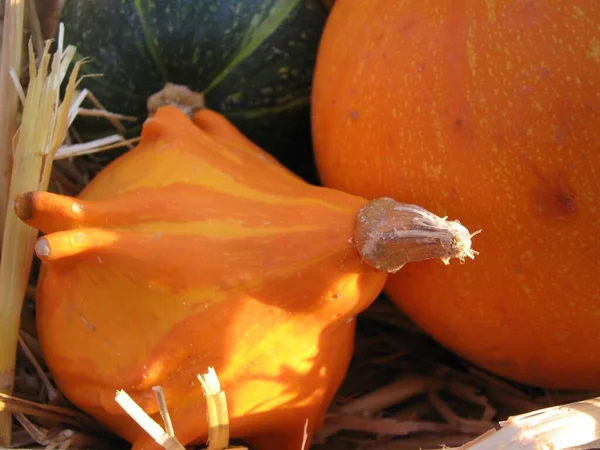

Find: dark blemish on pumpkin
<box><xmin>553</xmin><ymin>193</ymin><xmax>577</xmax><ymax>215</ymax></box>
<box><xmin>386</xmin><ymin>136</ymin><xmax>395</xmax><ymax>152</ymax></box>
<box><xmin>513</xmin><ymin>262</ymin><xmax>523</xmax><ymax>275</ymax></box>
<box><xmin>397</xmin><ymin>19</ymin><xmax>415</xmax><ymax>34</ymax></box>
<box><xmin>496</xmin><ymin>133</ymin><xmax>505</xmax><ymax>149</ymax></box>
<box><xmin>521</xmin><ymin>0</ymin><xmax>536</xmax><ymax>12</ymax></box>
<box><xmin>530</xmin><ymin>165</ymin><xmax>577</xmax><ymax>220</ymax></box>
<box><xmin>381</xmin><ymin>52</ymin><xmax>394</xmax><ymax>70</ymax></box>
<box><xmin>371</xmin><ymin>30</ymin><xmax>386</xmax><ymax>45</ymax></box>
<box><xmin>449</xmin><ymin>188</ymin><xmax>459</xmax><ymax>202</ymax></box>
<box><xmin>553</xmin><ymin>121</ymin><xmax>572</xmax><ymax>147</ymax></box>
<box><xmin>349</xmin><ymin>110</ymin><xmax>359</xmax><ymax>121</ymax></box>
<box><xmin>418</xmin><ymin>63</ymin><xmax>425</xmax><ymax>72</ymax></box>
<box><xmin>452</xmin><ymin>115</ymin><xmax>473</xmax><ymax>143</ymax></box>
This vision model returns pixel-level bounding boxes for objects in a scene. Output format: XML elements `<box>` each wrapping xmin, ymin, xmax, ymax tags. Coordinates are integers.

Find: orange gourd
<box><xmin>17</xmin><ymin>99</ymin><xmax>475</xmax><ymax>449</ymax></box>
<box><xmin>311</xmin><ymin>0</ymin><xmax>600</xmax><ymax>389</ymax></box>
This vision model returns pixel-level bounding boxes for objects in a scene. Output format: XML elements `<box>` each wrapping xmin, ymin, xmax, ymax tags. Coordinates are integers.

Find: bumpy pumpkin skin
<box><xmin>312</xmin><ymin>0</ymin><xmax>600</xmax><ymax>389</ymax></box>
<box><xmin>33</xmin><ymin>106</ymin><xmax>386</xmax><ymax>449</ymax></box>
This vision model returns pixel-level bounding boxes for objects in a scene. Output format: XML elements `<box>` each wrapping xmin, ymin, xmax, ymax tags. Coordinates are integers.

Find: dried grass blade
<box><xmin>83</xmin><ymin>89</ymin><xmax>129</xmax><ymax>133</ymax></box>
<box><xmin>25</xmin><ymin>0</ymin><xmax>44</xmax><ymax>55</ymax></box>
<box><xmin>0</xmin><ymin>0</ymin><xmax>25</xmax><ymax>247</ymax></box>
<box><xmin>114</xmin><ymin>390</ymin><xmax>184</xmax><ymax>450</ymax></box>
<box><xmin>17</xmin><ymin>335</ymin><xmax>58</xmax><ymax>402</ymax></box>
<box><xmin>0</xmin><ymin>1</ymin><xmax>26</xmax><ymax>439</ymax></box>
<box><xmin>54</xmin><ymin>135</ymin><xmax>132</xmax><ymax>160</ymax></box>
<box><xmin>14</xmin><ymin>412</ymin><xmax>49</xmax><ymax>445</ymax></box>
<box><xmin>76</xmin><ymin>108</ymin><xmax>137</xmax><ymax>122</ymax></box>
<box><xmin>0</xmin><ymin>392</ymin><xmax>99</xmax><ymax>430</ymax></box>
<box><xmin>152</xmin><ymin>386</ymin><xmax>175</xmax><ymax>437</ymax></box>
<box><xmin>198</xmin><ymin>368</ymin><xmax>231</xmax><ymax>450</ymax></box>
<box><xmin>341</xmin><ymin>376</ymin><xmax>442</xmax><ymax>416</ymax></box>
<box><xmin>0</xmin><ymin>25</ymin><xmax>82</xmax><ymax>446</ymax></box>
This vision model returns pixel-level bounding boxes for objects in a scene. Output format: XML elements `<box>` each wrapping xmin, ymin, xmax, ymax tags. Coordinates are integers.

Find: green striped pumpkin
<box><xmin>61</xmin><ymin>0</ymin><xmax>327</xmax><ymax>181</ymax></box>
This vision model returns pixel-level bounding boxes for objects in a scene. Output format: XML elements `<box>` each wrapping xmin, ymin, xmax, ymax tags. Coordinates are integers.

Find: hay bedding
<box><xmin>1</xmin><ymin>2</ymin><xmax>600</xmax><ymax>449</ymax></box>
<box><xmin>10</xmin><ymin>291</ymin><xmax>600</xmax><ymax>449</ymax></box>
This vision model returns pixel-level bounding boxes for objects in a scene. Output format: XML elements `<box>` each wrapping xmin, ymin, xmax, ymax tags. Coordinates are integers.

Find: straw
<box><xmin>0</xmin><ymin>24</ymin><xmax>82</xmax><ymax>446</ymax></box>
<box><xmin>0</xmin><ymin>0</ymin><xmax>25</xmax><ymax>248</ymax></box>
<box><xmin>115</xmin><ymin>390</ymin><xmax>185</xmax><ymax>450</ymax></box>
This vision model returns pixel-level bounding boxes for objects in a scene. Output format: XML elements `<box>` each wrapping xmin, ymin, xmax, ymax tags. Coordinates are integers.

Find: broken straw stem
<box><xmin>153</xmin><ymin>386</ymin><xmax>175</xmax><ymax>437</ymax></box>
<box><xmin>0</xmin><ymin>0</ymin><xmax>25</xmax><ymax>248</ymax></box>
<box><xmin>115</xmin><ymin>390</ymin><xmax>184</xmax><ymax>450</ymax></box>
<box><xmin>198</xmin><ymin>368</ymin><xmax>231</xmax><ymax>450</ymax></box>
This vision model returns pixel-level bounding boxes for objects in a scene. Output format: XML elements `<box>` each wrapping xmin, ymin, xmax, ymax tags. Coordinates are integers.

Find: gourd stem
<box><xmin>147</xmin><ymin>83</ymin><xmax>205</xmax><ymax>119</ymax></box>
<box><xmin>353</xmin><ymin>197</ymin><xmax>479</xmax><ymax>273</ymax></box>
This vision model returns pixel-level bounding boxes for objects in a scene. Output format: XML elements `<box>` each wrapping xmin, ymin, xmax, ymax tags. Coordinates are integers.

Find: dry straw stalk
<box><xmin>457</xmin><ymin>396</ymin><xmax>600</xmax><ymax>450</ymax></box>
<box><xmin>115</xmin><ymin>368</ymin><xmax>246</xmax><ymax>450</ymax></box>
<box><xmin>0</xmin><ymin>0</ymin><xmax>25</xmax><ymax>246</ymax></box>
<box><xmin>0</xmin><ymin>24</ymin><xmax>82</xmax><ymax>446</ymax></box>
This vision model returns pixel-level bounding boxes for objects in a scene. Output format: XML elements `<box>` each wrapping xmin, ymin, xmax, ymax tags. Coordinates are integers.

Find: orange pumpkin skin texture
<box><xmin>29</xmin><ymin>106</ymin><xmax>387</xmax><ymax>449</ymax></box>
<box><xmin>312</xmin><ymin>0</ymin><xmax>600</xmax><ymax>389</ymax></box>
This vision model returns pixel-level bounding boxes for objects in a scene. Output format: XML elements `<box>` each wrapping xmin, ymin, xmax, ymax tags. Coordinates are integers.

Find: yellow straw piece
<box><xmin>0</xmin><ymin>24</ymin><xmax>82</xmax><ymax>446</ymax></box>
<box><xmin>0</xmin><ymin>0</ymin><xmax>25</xmax><ymax>247</ymax></box>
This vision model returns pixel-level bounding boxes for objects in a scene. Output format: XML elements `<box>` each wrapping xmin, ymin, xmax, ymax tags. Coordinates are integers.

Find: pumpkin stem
<box><xmin>147</xmin><ymin>83</ymin><xmax>206</xmax><ymax>119</ymax></box>
<box><xmin>354</xmin><ymin>197</ymin><xmax>479</xmax><ymax>273</ymax></box>
<box><xmin>13</xmin><ymin>191</ymin><xmax>85</xmax><ymax>234</ymax></box>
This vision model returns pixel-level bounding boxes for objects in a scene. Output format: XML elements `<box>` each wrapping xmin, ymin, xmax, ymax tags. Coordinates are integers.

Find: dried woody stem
<box><xmin>147</xmin><ymin>82</ymin><xmax>205</xmax><ymax>118</ymax></box>
<box><xmin>354</xmin><ymin>197</ymin><xmax>480</xmax><ymax>273</ymax></box>
<box><xmin>0</xmin><ymin>26</ymin><xmax>82</xmax><ymax>445</ymax></box>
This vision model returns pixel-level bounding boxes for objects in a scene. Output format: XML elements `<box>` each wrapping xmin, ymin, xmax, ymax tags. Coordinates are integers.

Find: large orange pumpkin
<box><xmin>17</xmin><ymin>98</ymin><xmax>476</xmax><ymax>449</ymax></box>
<box><xmin>312</xmin><ymin>0</ymin><xmax>600</xmax><ymax>389</ymax></box>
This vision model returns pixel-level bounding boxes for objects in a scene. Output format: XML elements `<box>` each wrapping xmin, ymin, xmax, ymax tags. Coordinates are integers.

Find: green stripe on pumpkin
<box><xmin>205</xmin><ymin>0</ymin><xmax>302</xmax><ymax>92</ymax></box>
<box><xmin>133</xmin><ymin>0</ymin><xmax>168</xmax><ymax>80</ymax></box>
<box><xmin>227</xmin><ymin>95</ymin><xmax>310</xmax><ymax>119</ymax></box>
